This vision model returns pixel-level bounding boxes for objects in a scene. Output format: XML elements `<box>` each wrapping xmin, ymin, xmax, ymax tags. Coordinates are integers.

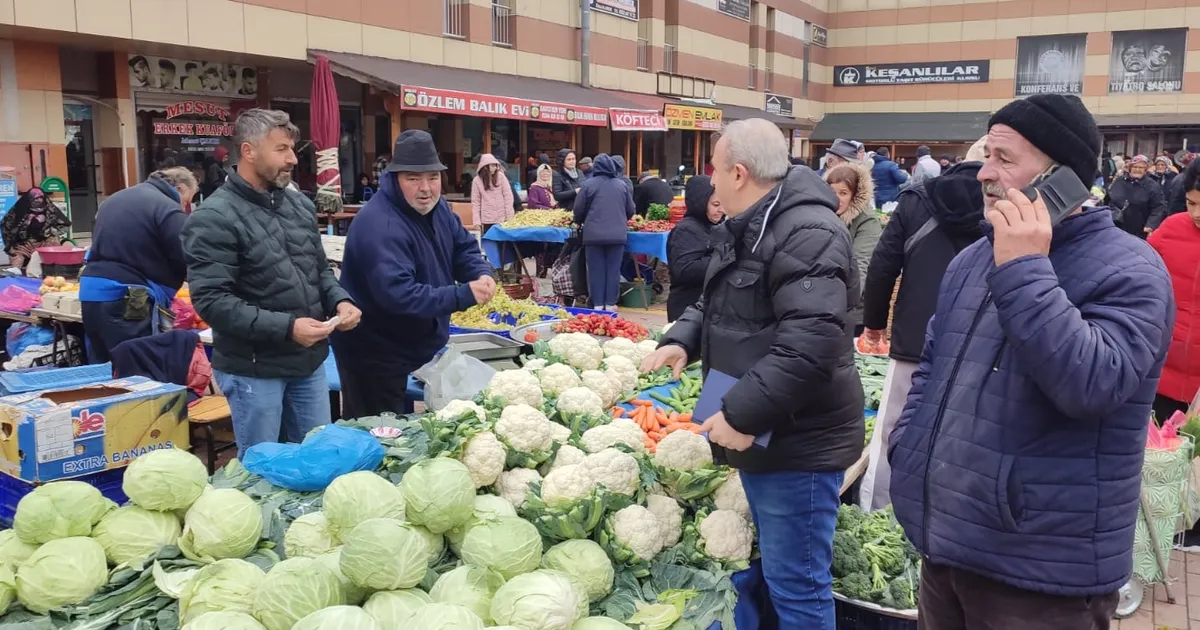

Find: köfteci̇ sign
<box><xmin>609</xmin><ymin>108</ymin><xmax>667</xmax><ymax>131</ymax></box>
<box><xmin>400</xmin><ymin>85</ymin><xmax>609</xmax><ymax>127</ymax></box>
<box><xmin>834</xmin><ymin>60</ymin><xmax>990</xmax><ymax>86</ymax></box>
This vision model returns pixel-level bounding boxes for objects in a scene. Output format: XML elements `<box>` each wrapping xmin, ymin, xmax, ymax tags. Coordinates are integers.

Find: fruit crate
<box><xmin>449</xmin><ymin>305</ymin><xmax>616</xmax><ymax>339</ymax></box>
<box><xmin>0</xmin><ymin>467</ymin><xmax>127</xmax><ymax>527</ymax></box>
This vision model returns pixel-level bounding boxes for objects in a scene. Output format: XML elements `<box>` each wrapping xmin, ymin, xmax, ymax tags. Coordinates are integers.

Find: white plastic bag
<box><xmin>414</xmin><ymin>346</ymin><xmax>497</xmax><ymax>412</ymax></box>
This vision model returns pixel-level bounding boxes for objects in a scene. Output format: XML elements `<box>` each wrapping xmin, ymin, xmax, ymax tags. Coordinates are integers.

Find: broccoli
<box><xmin>884</xmin><ymin>575</ymin><xmax>917</xmax><ymax>610</ymax></box>
<box><xmin>836</xmin><ymin>504</ymin><xmax>867</xmax><ymax>533</ymax></box>
<box><xmin>863</xmin><ymin>540</ymin><xmax>906</xmax><ymax>575</ymax></box>
<box><xmin>831</xmin><ymin>530</ymin><xmax>871</xmax><ymax>578</ymax></box>
<box><xmin>834</xmin><ymin>573</ymin><xmax>874</xmax><ymax>602</ymax></box>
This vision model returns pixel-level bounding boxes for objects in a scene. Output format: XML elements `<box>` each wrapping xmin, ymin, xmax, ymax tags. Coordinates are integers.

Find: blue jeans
<box><xmin>585</xmin><ymin>244</ymin><xmax>624</xmax><ymax>307</ymax></box>
<box><xmin>740</xmin><ymin>469</ymin><xmax>843</xmax><ymax>630</ymax></box>
<box><xmin>215</xmin><ymin>368</ymin><xmax>331</xmax><ymax>458</ymax></box>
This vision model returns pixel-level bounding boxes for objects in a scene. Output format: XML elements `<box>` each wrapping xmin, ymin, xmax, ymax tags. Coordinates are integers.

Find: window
<box><xmin>749</xmin><ymin>64</ymin><xmax>757</xmax><ymax>89</ymax></box>
<box><xmin>492</xmin><ymin>0</ymin><xmax>513</xmax><ymax>46</ymax></box>
<box><xmin>765</xmin><ymin>55</ymin><xmax>773</xmax><ymax>92</ymax></box>
<box><xmin>444</xmin><ymin>0</ymin><xmax>467</xmax><ymax>38</ymax></box>
<box><xmin>802</xmin><ymin>43</ymin><xmax>810</xmax><ymax>99</ymax></box>
<box><xmin>664</xmin><ymin>44</ymin><xmax>676</xmax><ymax>74</ymax></box>
<box><xmin>637</xmin><ymin>19</ymin><xmax>651</xmax><ymax>71</ymax></box>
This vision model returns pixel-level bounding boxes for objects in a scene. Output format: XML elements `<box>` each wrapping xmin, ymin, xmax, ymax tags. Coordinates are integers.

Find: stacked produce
<box><xmin>502</xmin><ymin>210</ymin><xmax>574</xmax><ymax>229</ymax></box>
<box><xmin>552</xmin><ymin>315</ymin><xmax>650</xmax><ymax>342</ymax></box>
<box><xmin>38</xmin><ymin>276</ymin><xmax>78</xmax><ymax>295</ymax></box>
<box><xmin>451</xmin><ymin>293</ymin><xmax>570</xmax><ymax>332</ymax></box>
<box><xmin>626</xmin><ymin>217</ymin><xmax>672</xmax><ymax>233</ymax></box>
<box><xmin>646</xmin><ymin>205</ymin><xmax>671</xmax><ymax>222</ymax></box>
<box><xmin>831</xmin><ymin>504</ymin><xmax>920</xmax><ymax>612</ymax></box>
<box><xmin>856</xmin><ymin>354</ymin><xmax>888</xmax><ymax>412</ymax></box>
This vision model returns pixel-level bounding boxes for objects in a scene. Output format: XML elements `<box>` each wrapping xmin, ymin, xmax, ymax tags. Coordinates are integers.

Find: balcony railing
<box><xmin>637</xmin><ymin>38</ymin><xmax>650</xmax><ymax>70</ymax></box>
<box><xmin>748</xmin><ymin>63</ymin><xmax>757</xmax><ymax>89</ymax></box>
<box><xmin>492</xmin><ymin>0</ymin><xmax>513</xmax><ymax>46</ymax></box>
<box><xmin>663</xmin><ymin>44</ymin><xmax>677</xmax><ymax>74</ymax></box>
<box><xmin>444</xmin><ymin>0</ymin><xmax>467</xmax><ymax>38</ymax></box>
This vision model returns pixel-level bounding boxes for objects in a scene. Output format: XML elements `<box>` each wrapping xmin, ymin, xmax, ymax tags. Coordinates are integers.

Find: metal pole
<box><xmin>580</xmin><ymin>0</ymin><xmax>591</xmax><ymax>88</ymax></box>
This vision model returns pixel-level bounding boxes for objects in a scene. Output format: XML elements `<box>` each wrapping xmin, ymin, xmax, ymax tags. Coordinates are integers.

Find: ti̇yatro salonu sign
<box><xmin>834</xmin><ymin>60</ymin><xmax>991</xmax><ymax>86</ymax></box>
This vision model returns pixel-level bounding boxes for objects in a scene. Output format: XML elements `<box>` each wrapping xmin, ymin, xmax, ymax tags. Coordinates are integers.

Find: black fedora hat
<box><xmin>386</xmin><ymin>129</ymin><xmax>446</xmax><ymax>173</ymax></box>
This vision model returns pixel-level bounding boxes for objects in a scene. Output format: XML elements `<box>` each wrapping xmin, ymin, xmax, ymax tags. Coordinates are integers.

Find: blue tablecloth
<box><xmin>481</xmin><ymin>226</ymin><xmax>670</xmax><ymax>266</ymax></box>
<box><xmin>626</xmin><ymin>231</ymin><xmax>670</xmax><ymax>263</ymax></box>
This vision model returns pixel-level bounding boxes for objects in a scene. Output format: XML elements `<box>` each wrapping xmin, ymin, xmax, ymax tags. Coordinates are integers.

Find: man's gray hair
<box><xmin>719</xmin><ymin>119</ymin><xmax>789</xmax><ymax>185</ymax></box>
<box><xmin>150</xmin><ymin>166</ymin><xmax>198</xmax><ymax>191</ymax></box>
<box><xmin>234</xmin><ymin>108</ymin><xmax>299</xmax><ymax>146</ymax></box>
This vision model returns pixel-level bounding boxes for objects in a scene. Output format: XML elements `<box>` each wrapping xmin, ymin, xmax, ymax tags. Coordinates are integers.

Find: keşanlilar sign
<box><xmin>1109</xmin><ymin>28</ymin><xmax>1188</xmax><ymax>93</ymax></box>
<box><xmin>1014</xmin><ymin>34</ymin><xmax>1087</xmax><ymax>96</ymax></box>
<box><xmin>591</xmin><ymin>0</ymin><xmax>637</xmax><ymax>20</ymax></box>
<box><xmin>400</xmin><ymin>86</ymin><xmax>609</xmax><ymax>127</ymax></box>
<box><xmin>834</xmin><ymin>60</ymin><xmax>990</xmax><ymax>87</ymax></box>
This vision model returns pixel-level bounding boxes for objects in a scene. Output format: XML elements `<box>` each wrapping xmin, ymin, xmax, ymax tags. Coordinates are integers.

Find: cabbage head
<box><xmin>178</xmin><ymin>558</ymin><xmax>266</xmax><ymax>624</ymax></box>
<box><xmin>315</xmin><ymin>548</ymin><xmax>367</xmax><ymax>605</ymax></box>
<box><xmin>252</xmin><ymin>558</ymin><xmax>344</xmax><ymax>630</ymax></box>
<box><xmin>179</xmin><ymin>488</ymin><xmax>262</xmax><ymax>563</ymax></box>
<box><xmin>181</xmin><ymin>611</ymin><xmax>266</xmax><ymax>630</ymax></box>
<box><xmin>13</xmin><ymin>481</ymin><xmax>115</xmax><ymax>545</ymax></box>
<box><xmin>573</xmin><ymin>617</ymin><xmax>631</xmax><ymax>630</ymax></box>
<box><xmin>414</xmin><ymin>526</ymin><xmax>446</xmax><ymax>566</ymax></box>
<box><xmin>540</xmin><ymin>540</ymin><xmax>614</xmax><ymax>603</ymax></box>
<box><xmin>460</xmin><ymin>516</ymin><xmax>542</xmax><ymax>580</ymax></box>
<box><xmin>406</xmin><ymin>602</ymin><xmax>485</xmax><ymax>630</ymax></box>
<box><xmin>446</xmin><ymin>494</ymin><xmax>516</xmax><ymax>553</ymax></box>
<box><xmin>0</xmin><ymin>564</ymin><xmax>14</xmax><ymax>616</ymax></box>
<box><xmin>0</xmin><ymin>530</ymin><xmax>37</xmax><ymax>567</ymax></box>
<box><xmin>362</xmin><ymin>589</ymin><xmax>431</xmax><ymax>627</ymax></box>
<box><xmin>284</xmin><ymin>512</ymin><xmax>339</xmax><ymax>559</ymax></box>
<box><xmin>15</xmin><ymin>537</ymin><xmax>108</xmax><ymax>613</ymax></box>
<box><xmin>322</xmin><ymin>471</ymin><xmax>405</xmax><ymax>536</ymax></box>
<box><xmin>92</xmin><ymin>506</ymin><xmax>181</xmax><ymax>566</ymax></box>
<box><xmin>401</xmin><ymin>458</ymin><xmax>476</xmax><ymax>534</ymax></box>
<box><xmin>339</xmin><ymin>518</ymin><xmax>429</xmax><ymax>590</ymax></box>
<box><xmin>123</xmin><ymin>448</ymin><xmax>208</xmax><ymax>511</ymax></box>
<box><xmin>489</xmin><ymin>570</ymin><xmax>588</xmax><ymax>630</ymax></box>
<box><xmin>430</xmin><ymin>565</ymin><xmax>506</xmax><ymax>624</ymax></box>
<box><xmin>292</xmin><ymin>605</ymin><xmax>383</xmax><ymax>630</ymax></box>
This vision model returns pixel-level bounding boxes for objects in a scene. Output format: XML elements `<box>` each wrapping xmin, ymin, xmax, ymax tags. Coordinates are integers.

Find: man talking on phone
<box><xmin>888</xmin><ymin>94</ymin><xmax>1174</xmax><ymax>628</ymax></box>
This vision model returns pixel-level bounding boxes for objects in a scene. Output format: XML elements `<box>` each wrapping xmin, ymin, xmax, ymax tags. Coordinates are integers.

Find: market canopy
<box><xmin>809</xmin><ymin>112</ymin><xmax>990</xmax><ymax>143</ymax></box>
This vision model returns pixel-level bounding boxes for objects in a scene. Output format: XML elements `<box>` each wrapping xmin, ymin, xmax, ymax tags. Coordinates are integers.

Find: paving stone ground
<box><xmin>1116</xmin><ymin>549</ymin><xmax>1200</xmax><ymax>630</ymax></box>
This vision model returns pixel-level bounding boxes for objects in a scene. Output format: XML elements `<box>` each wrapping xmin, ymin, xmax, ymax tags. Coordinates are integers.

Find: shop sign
<box><xmin>1014</xmin><ymin>34</ymin><xmax>1087</xmax><ymax>96</ymax></box>
<box><xmin>609</xmin><ymin>108</ymin><xmax>667</xmax><ymax>131</ymax></box>
<box><xmin>165</xmin><ymin>100</ymin><xmax>231</xmax><ymax>121</ymax></box>
<box><xmin>663</xmin><ymin>104</ymin><xmax>722</xmax><ymax>131</ymax></box>
<box><xmin>128</xmin><ymin>54</ymin><xmax>257</xmax><ymax>98</ymax></box>
<box><xmin>809</xmin><ymin>24</ymin><xmax>828</xmax><ymax>47</ymax></box>
<box><xmin>833</xmin><ymin>60</ymin><xmax>990</xmax><ymax>86</ymax></box>
<box><xmin>400</xmin><ymin>85</ymin><xmax>609</xmax><ymax>127</ymax></box>
<box><xmin>1109</xmin><ymin>28</ymin><xmax>1188</xmax><ymax>94</ymax></box>
<box><xmin>718</xmin><ymin>0</ymin><xmax>750</xmax><ymax>21</ymax></box>
<box><xmin>153</xmin><ymin>121</ymin><xmax>235</xmax><ymax>136</ymax></box>
<box><xmin>764</xmin><ymin>94</ymin><xmax>794</xmax><ymax>118</ymax></box>
<box><xmin>590</xmin><ymin>0</ymin><xmax>637</xmax><ymax>21</ymax></box>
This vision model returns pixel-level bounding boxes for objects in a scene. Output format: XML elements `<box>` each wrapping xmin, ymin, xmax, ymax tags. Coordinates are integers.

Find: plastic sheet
<box><xmin>243</xmin><ymin>424</ymin><xmax>385</xmax><ymax>492</ymax></box>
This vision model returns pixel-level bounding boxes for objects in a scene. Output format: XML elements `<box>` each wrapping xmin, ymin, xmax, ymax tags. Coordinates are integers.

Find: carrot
<box><xmin>647</xmin><ymin>430</ymin><xmax>663</xmax><ymax>441</ymax></box>
<box><xmin>677</xmin><ymin>413</ymin><xmax>692</xmax><ymax>423</ymax></box>
<box><xmin>643</xmin><ymin>435</ymin><xmax>656</xmax><ymax>449</ymax></box>
<box><xmin>612</xmin><ymin>407</ymin><xmax>625</xmax><ymax>418</ymax></box>
<box><xmin>632</xmin><ymin>399</ymin><xmax>654</xmax><ymax>407</ymax></box>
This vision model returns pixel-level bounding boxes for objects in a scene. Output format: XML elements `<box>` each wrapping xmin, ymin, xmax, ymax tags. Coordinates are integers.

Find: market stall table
<box><xmin>481</xmin><ymin>225</ymin><xmax>671</xmax><ymax>267</ymax></box>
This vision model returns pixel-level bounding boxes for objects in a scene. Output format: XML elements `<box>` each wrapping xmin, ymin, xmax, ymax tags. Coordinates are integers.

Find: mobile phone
<box><xmin>1020</xmin><ymin>166</ymin><xmax>1091</xmax><ymax>226</ymax></box>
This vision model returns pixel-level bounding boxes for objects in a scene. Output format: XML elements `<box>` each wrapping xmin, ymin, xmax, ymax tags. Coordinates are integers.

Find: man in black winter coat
<box><xmin>856</xmin><ymin>161</ymin><xmax>985</xmax><ymax>510</ymax></box>
<box><xmin>634</xmin><ymin>172</ymin><xmax>674</xmax><ymax>217</ymax></box>
<box><xmin>643</xmin><ymin>119</ymin><xmax>863</xmax><ymax>629</ymax></box>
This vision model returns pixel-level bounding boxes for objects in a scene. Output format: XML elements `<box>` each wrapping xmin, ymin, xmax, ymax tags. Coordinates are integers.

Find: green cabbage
<box><xmin>446</xmin><ymin>494</ymin><xmax>516</xmax><ymax>553</ymax></box>
<box><xmin>92</xmin><ymin>505</ymin><xmax>182</xmax><ymax>566</ymax></box>
<box><xmin>406</xmin><ymin>602</ymin><xmax>485</xmax><ymax>630</ymax></box>
<box><xmin>123</xmin><ymin>448</ymin><xmax>209</xmax><ymax>511</ymax></box>
<box><xmin>541</xmin><ymin>540</ymin><xmax>614</xmax><ymax>602</ymax></box>
<box><xmin>489</xmin><ymin>570</ymin><xmax>588</xmax><ymax>630</ymax></box>
<box><xmin>292</xmin><ymin>605</ymin><xmax>383</xmax><ymax>630</ymax></box>
<box><xmin>0</xmin><ymin>530</ymin><xmax>37</xmax><ymax>567</ymax></box>
<box><xmin>414</xmin><ymin>525</ymin><xmax>446</xmax><ymax>566</ymax></box>
<box><xmin>322</xmin><ymin>471</ymin><xmax>405</xmax><ymax>536</ymax></box>
<box><xmin>339</xmin><ymin>518</ymin><xmax>430</xmax><ymax>590</ymax></box>
<box><xmin>315</xmin><ymin>548</ymin><xmax>367</xmax><ymax>605</ymax></box>
<box><xmin>15</xmin><ymin>537</ymin><xmax>108</xmax><ymax>613</ymax></box>
<box><xmin>460</xmin><ymin>516</ymin><xmax>542</xmax><ymax>580</ymax></box>
<box><xmin>0</xmin><ymin>564</ymin><xmax>14</xmax><ymax>616</ymax></box>
<box><xmin>178</xmin><ymin>558</ymin><xmax>266</xmax><ymax>624</ymax></box>
<box><xmin>181</xmin><ymin>611</ymin><xmax>266</xmax><ymax>630</ymax></box>
<box><xmin>13</xmin><ymin>481</ymin><xmax>115</xmax><ymax>545</ymax></box>
<box><xmin>252</xmin><ymin>558</ymin><xmax>344</xmax><ymax>630</ymax></box>
<box><xmin>179</xmin><ymin>488</ymin><xmax>263</xmax><ymax>563</ymax></box>
<box><xmin>430</xmin><ymin>565</ymin><xmax>506</xmax><ymax>624</ymax></box>
<box><xmin>284</xmin><ymin>512</ymin><xmax>339</xmax><ymax>559</ymax></box>
<box><xmin>401</xmin><ymin>458</ymin><xmax>476</xmax><ymax>534</ymax></box>
<box><xmin>362</xmin><ymin>589</ymin><xmax>432</xmax><ymax>627</ymax></box>
<box><xmin>572</xmin><ymin>618</ymin><xmax>631</xmax><ymax>630</ymax></box>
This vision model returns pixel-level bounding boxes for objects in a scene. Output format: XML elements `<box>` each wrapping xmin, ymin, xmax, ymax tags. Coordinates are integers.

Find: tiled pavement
<box><xmin>1117</xmin><ymin>549</ymin><xmax>1200</xmax><ymax>630</ymax></box>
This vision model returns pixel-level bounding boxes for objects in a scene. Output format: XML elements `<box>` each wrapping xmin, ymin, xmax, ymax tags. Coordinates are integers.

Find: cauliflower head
<box><xmin>496</xmin><ymin>404</ymin><xmax>555</xmax><ymax>454</ymax></box>
<box><xmin>645</xmin><ymin>494</ymin><xmax>684</xmax><ymax>547</ymax></box>
<box><xmin>557</xmin><ymin>387</ymin><xmax>605</xmax><ymax>418</ymax></box>
<box><xmin>460</xmin><ymin>431</ymin><xmax>506</xmax><ymax>488</ymax></box>
<box><xmin>548</xmin><ymin>333</ymin><xmax>604</xmax><ymax>371</ymax></box>
<box><xmin>581</xmin><ymin>419</ymin><xmax>646</xmax><ymax>454</ymax></box>
<box><xmin>581</xmin><ymin>449</ymin><xmax>639</xmax><ymax>497</ymax></box>
<box><xmin>713</xmin><ymin>470</ymin><xmax>750</xmax><ymax>521</ymax></box>
<box><xmin>494</xmin><ymin>468</ymin><xmax>541</xmax><ymax>507</ymax></box>
<box><xmin>698</xmin><ymin>510</ymin><xmax>754</xmax><ymax>562</ymax></box>
<box><xmin>436</xmin><ymin>399</ymin><xmax>487</xmax><ymax>424</ymax></box>
<box><xmin>601</xmin><ymin>356</ymin><xmax>638</xmax><ymax>393</ymax></box>
<box><xmin>523</xmin><ymin>358</ymin><xmax>549</xmax><ymax>373</ymax></box>
<box><xmin>602</xmin><ymin>337</ymin><xmax>641</xmax><ymax>364</ymax></box>
<box><xmin>579</xmin><ymin>371</ymin><xmax>621</xmax><ymax>408</ymax></box>
<box><xmin>541</xmin><ymin>464</ymin><xmax>596</xmax><ymax>504</ymax></box>
<box><xmin>539</xmin><ymin>363</ymin><xmax>582</xmax><ymax>397</ymax></box>
<box><xmin>653</xmin><ymin>430</ymin><xmax>713</xmax><ymax>470</ymax></box>
<box><xmin>487</xmin><ymin>369</ymin><xmax>544</xmax><ymax>409</ymax></box>
<box><xmin>547</xmin><ymin>421</ymin><xmax>572</xmax><ymax>445</ymax></box>
<box><xmin>609</xmin><ymin>505</ymin><xmax>665</xmax><ymax>562</ymax></box>
<box><xmin>545</xmin><ymin>444</ymin><xmax>586</xmax><ymax>474</ymax></box>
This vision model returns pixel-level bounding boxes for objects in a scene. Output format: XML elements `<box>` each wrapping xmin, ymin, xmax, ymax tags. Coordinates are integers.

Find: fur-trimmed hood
<box><xmin>823</xmin><ymin>160</ymin><xmax>875</xmax><ymax>226</ymax></box>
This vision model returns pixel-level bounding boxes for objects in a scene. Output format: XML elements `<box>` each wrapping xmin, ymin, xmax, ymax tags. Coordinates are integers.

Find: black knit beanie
<box><xmin>987</xmin><ymin>94</ymin><xmax>1102</xmax><ymax>188</ymax></box>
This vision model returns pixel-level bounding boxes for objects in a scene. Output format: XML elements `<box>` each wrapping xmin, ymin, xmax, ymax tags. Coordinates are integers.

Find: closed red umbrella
<box><xmin>311</xmin><ymin>55</ymin><xmax>343</xmax><ymax>215</ymax></box>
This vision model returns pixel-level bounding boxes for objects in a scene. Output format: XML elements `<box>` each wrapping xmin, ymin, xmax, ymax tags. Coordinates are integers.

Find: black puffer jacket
<box><xmin>862</xmin><ymin>162</ymin><xmax>985</xmax><ymax>363</ymax></box>
<box><xmin>1106</xmin><ymin>173</ymin><xmax>1167</xmax><ymax>237</ymax></box>
<box><xmin>552</xmin><ymin>149</ymin><xmax>582</xmax><ymax>210</ymax></box>
<box><xmin>666</xmin><ymin>176</ymin><xmax>717</xmax><ymax>322</ymax></box>
<box><xmin>182</xmin><ymin>172</ymin><xmax>349</xmax><ymax>379</ymax></box>
<box><xmin>661</xmin><ymin>166</ymin><xmax>864</xmax><ymax>473</ymax></box>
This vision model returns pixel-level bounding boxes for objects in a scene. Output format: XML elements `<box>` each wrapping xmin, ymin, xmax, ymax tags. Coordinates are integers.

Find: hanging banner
<box><xmin>590</xmin><ymin>0</ymin><xmax>637</xmax><ymax>20</ymax></box>
<box><xmin>663</xmin><ymin>104</ymin><xmax>722</xmax><ymax>131</ymax></box>
<box><xmin>1109</xmin><ymin>28</ymin><xmax>1188</xmax><ymax>93</ymax></box>
<box><xmin>834</xmin><ymin>60</ymin><xmax>989</xmax><ymax>86</ymax></box>
<box><xmin>718</xmin><ymin>0</ymin><xmax>750</xmax><ymax>20</ymax></box>
<box><xmin>609</xmin><ymin>108</ymin><xmax>667</xmax><ymax>131</ymax></box>
<box><xmin>1014</xmin><ymin>34</ymin><xmax>1087</xmax><ymax>96</ymax></box>
<box><xmin>400</xmin><ymin>85</ymin><xmax>609</xmax><ymax>126</ymax></box>
<box><xmin>809</xmin><ymin>24</ymin><xmax>828</xmax><ymax>47</ymax></box>
<box><xmin>128</xmin><ymin>54</ymin><xmax>257</xmax><ymax>98</ymax></box>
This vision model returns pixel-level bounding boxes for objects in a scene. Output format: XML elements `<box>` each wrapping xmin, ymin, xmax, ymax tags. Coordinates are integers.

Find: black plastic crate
<box><xmin>836</xmin><ymin>597</ymin><xmax>917</xmax><ymax>630</ymax></box>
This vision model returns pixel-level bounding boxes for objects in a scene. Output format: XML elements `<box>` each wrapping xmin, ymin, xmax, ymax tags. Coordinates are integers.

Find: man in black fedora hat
<box><xmin>333</xmin><ymin>129</ymin><xmax>496</xmax><ymax>417</ymax></box>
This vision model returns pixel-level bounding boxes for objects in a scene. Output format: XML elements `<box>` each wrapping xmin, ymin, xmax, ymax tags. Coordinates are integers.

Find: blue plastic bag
<box><xmin>6</xmin><ymin>323</ymin><xmax>54</xmax><ymax>358</ymax></box>
<box><xmin>243</xmin><ymin>424</ymin><xmax>385</xmax><ymax>492</ymax></box>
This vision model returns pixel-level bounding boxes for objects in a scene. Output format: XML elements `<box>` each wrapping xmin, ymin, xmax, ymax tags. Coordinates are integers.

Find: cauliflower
<box><xmin>579</xmin><ymin>370</ymin><xmax>621</xmax><ymax>408</ymax></box>
<box><xmin>713</xmin><ymin>470</ymin><xmax>750</xmax><ymax>521</ymax></box>
<box><xmin>603</xmin><ymin>505</ymin><xmax>665</xmax><ymax>563</ymax></box>
<box><xmin>557</xmin><ymin>387</ymin><xmax>605</xmax><ymax>418</ymax></box>
<box><xmin>547</xmin><ymin>421</ymin><xmax>572</xmax><ymax>445</ymax></box>
<box><xmin>494</xmin><ymin>468</ymin><xmax>541</xmax><ymax>507</ymax></box>
<box><xmin>645</xmin><ymin>494</ymin><xmax>684</xmax><ymax>547</ymax></box>
<box><xmin>698</xmin><ymin>509</ymin><xmax>754</xmax><ymax>563</ymax></box>
<box><xmin>544</xmin><ymin>444</ymin><xmax>586</xmax><ymax>474</ymax></box>
<box><xmin>548</xmin><ymin>333</ymin><xmax>604</xmax><ymax>370</ymax></box>
<box><xmin>525</xmin><ymin>465</ymin><xmax>607</xmax><ymax>540</ymax></box>
<box><xmin>539</xmin><ymin>363</ymin><xmax>582</xmax><ymax>396</ymax></box>
<box><xmin>496</xmin><ymin>404</ymin><xmax>555</xmax><ymax>467</ymax></box>
<box><xmin>653</xmin><ymin>431</ymin><xmax>712</xmax><ymax>470</ymax></box>
<box><xmin>601</xmin><ymin>356</ymin><xmax>638</xmax><ymax>393</ymax></box>
<box><xmin>602</xmin><ymin>337</ymin><xmax>641</xmax><ymax>363</ymax></box>
<box><xmin>581</xmin><ymin>419</ymin><xmax>646</xmax><ymax>454</ymax></box>
<box><xmin>460</xmin><ymin>431</ymin><xmax>506</xmax><ymax>488</ymax></box>
<box><xmin>637</xmin><ymin>339</ymin><xmax>659</xmax><ymax>357</ymax></box>
<box><xmin>541</xmin><ymin>464</ymin><xmax>596</xmax><ymax>504</ymax></box>
<box><xmin>487</xmin><ymin>369</ymin><xmax>544</xmax><ymax>408</ymax></box>
<box><xmin>581</xmin><ymin>448</ymin><xmax>639</xmax><ymax>497</ymax></box>
<box><xmin>522</xmin><ymin>358</ymin><xmax>549</xmax><ymax>373</ymax></box>
<box><xmin>436</xmin><ymin>399</ymin><xmax>487</xmax><ymax>423</ymax></box>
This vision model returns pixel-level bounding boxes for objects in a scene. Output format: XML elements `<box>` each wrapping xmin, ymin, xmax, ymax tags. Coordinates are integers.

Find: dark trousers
<box><xmin>585</xmin><ymin>244</ymin><xmax>623</xmax><ymax>307</ymax></box>
<box><xmin>918</xmin><ymin>562</ymin><xmax>1118</xmax><ymax>630</ymax></box>
<box><xmin>1153</xmin><ymin>393</ymin><xmax>1190</xmax><ymax>423</ymax></box>
<box><xmin>338</xmin><ymin>363</ymin><xmax>414</xmax><ymax>419</ymax></box>
<box><xmin>81</xmin><ymin>299</ymin><xmax>152</xmax><ymax>364</ymax></box>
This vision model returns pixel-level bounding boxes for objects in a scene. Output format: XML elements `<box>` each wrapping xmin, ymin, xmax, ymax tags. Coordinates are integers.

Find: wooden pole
<box><xmin>519</xmin><ymin>120</ymin><xmax>528</xmax><ymax>186</ymax></box>
<box><xmin>624</xmin><ymin>134</ymin><xmax>632</xmax><ymax>176</ymax></box>
<box><xmin>387</xmin><ymin>96</ymin><xmax>402</xmax><ymax>146</ymax></box>
<box><xmin>693</xmin><ymin>131</ymin><xmax>701</xmax><ymax>172</ymax></box>
<box><xmin>636</xmin><ymin>132</ymin><xmax>644</xmax><ymax>175</ymax></box>
<box><xmin>483</xmin><ymin>118</ymin><xmax>492</xmax><ymax>154</ymax></box>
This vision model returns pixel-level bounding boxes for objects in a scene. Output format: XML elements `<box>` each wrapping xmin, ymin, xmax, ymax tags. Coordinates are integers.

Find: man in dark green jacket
<box><xmin>182</xmin><ymin>108</ymin><xmax>361</xmax><ymax>457</ymax></box>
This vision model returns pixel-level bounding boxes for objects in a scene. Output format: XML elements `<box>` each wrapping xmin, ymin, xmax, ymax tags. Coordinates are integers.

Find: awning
<box><xmin>810</xmin><ymin>112</ymin><xmax>989</xmax><ymax>143</ymax></box>
<box><xmin>1094</xmin><ymin>113</ymin><xmax>1200</xmax><ymax>128</ymax></box>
